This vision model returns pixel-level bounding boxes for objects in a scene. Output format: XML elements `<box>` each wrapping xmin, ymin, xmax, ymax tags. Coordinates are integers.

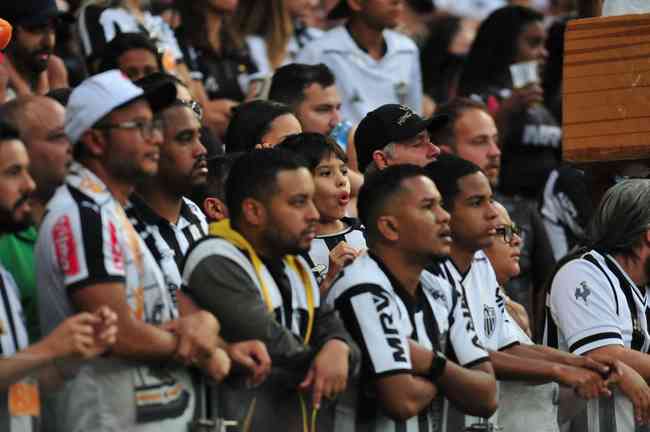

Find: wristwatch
<box><xmin>428</xmin><ymin>350</ymin><xmax>447</xmax><ymax>382</ymax></box>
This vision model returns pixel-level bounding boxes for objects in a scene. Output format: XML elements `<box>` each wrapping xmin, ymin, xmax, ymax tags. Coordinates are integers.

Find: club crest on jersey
<box><xmin>484</xmin><ymin>305</ymin><xmax>496</xmax><ymax>338</ymax></box>
<box><xmin>575</xmin><ymin>281</ymin><xmax>590</xmax><ymax>304</ymax></box>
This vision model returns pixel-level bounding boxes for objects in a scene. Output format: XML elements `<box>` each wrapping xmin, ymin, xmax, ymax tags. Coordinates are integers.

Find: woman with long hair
<box><xmin>175</xmin><ymin>0</ymin><xmax>259</xmax><ymax>137</ymax></box>
<box><xmin>458</xmin><ymin>5</ymin><xmax>561</xmax><ymax>200</ymax></box>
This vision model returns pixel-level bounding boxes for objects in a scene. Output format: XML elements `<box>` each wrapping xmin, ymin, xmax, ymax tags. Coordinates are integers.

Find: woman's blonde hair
<box><xmin>232</xmin><ymin>0</ymin><xmax>293</xmax><ymax>69</ymax></box>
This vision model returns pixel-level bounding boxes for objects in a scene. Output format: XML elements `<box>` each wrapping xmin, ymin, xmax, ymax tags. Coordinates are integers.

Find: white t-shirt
<box><xmin>296</xmin><ymin>25</ymin><xmax>423</xmax><ymax>125</ymax></box>
<box><xmin>433</xmin><ymin>0</ymin><xmax>506</xmax><ymax>20</ymax></box>
<box><xmin>548</xmin><ymin>249</ymin><xmax>650</xmax><ymax>432</ymax></box>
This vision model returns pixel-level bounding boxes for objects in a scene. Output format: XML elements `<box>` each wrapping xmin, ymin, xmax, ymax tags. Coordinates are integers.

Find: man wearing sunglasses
<box><xmin>35</xmin><ymin>70</ymin><xmax>231</xmax><ymax>431</ymax></box>
<box><xmin>426</xmin><ymin>154</ymin><xmax>617</xmax><ymax>431</ymax></box>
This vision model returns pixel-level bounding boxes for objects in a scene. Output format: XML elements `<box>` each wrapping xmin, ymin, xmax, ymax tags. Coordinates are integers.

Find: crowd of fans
<box><xmin>1</xmin><ymin>0</ymin><xmax>650</xmax><ymax>431</ymax></box>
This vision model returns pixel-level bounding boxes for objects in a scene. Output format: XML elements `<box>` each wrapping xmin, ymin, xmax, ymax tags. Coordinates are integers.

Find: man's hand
<box><xmin>227</xmin><ymin>340</ymin><xmax>271</xmax><ymax>387</ymax></box>
<box><xmin>161</xmin><ymin>310</ymin><xmax>219</xmax><ymax>365</ymax></box>
<box><xmin>563</xmin><ymin>354</ymin><xmax>611</xmax><ymax>376</ymax></box>
<box><xmin>615</xmin><ymin>361</ymin><xmax>650</xmax><ymax>424</ymax></box>
<box><xmin>553</xmin><ymin>363</ymin><xmax>611</xmax><ymax>399</ymax></box>
<box><xmin>201</xmin><ymin>347</ymin><xmax>231</xmax><ymax>382</ymax></box>
<box><xmin>298</xmin><ymin>339</ymin><xmax>350</xmax><ymax>408</ymax></box>
<box><xmin>43</xmin><ymin>306</ymin><xmax>118</xmax><ymax>359</ymax></box>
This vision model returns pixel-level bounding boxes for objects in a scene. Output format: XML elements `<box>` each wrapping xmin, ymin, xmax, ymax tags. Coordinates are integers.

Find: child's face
<box><xmin>313</xmin><ymin>154</ymin><xmax>351</xmax><ymax>223</ymax></box>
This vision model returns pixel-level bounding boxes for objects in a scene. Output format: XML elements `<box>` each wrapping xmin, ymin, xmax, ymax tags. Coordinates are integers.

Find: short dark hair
<box><xmin>46</xmin><ymin>87</ymin><xmax>73</xmax><ymax>107</ymax></box>
<box><xmin>358</xmin><ymin>164</ymin><xmax>428</xmax><ymax>243</ymax></box>
<box><xmin>226</xmin><ymin>148</ymin><xmax>309</xmax><ymax>227</ymax></box>
<box><xmin>424</xmin><ymin>154</ymin><xmax>481</xmax><ymax>211</ymax></box>
<box><xmin>279</xmin><ymin>133</ymin><xmax>347</xmax><ymax>170</ymax></box>
<box><xmin>97</xmin><ymin>32</ymin><xmax>163</xmax><ymax>74</ymax></box>
<box><xmin>0</xmin><ymin>121</ymin><xmax>20</xmax><ymax>142</ymax></box>
<box><xmin>225</xmin><ymin>100</ymin><xmax>293</xmax><ymax>153</ymax></box>
<box><xmin>268</xmin><ymin>63</ymin><xmax>336</xmax><ymax>110</ymax></box>
<box><xmin>201</xmin><ymin>152</ymin><xmax>243</xmax><ymax>203</ymax></box>
<box><xmin>431</xmin><ymin>98</ymin><xmax>490</xmax><ymax>150</ymax></box>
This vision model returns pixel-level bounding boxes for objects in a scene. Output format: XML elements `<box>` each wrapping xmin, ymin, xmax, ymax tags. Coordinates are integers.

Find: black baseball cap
<box><xmin>355</xmin><ymin>104</ymin><xmax>448</xmax><ymax>173</ymax></box>
<box><xmin>0</xmin><ymin>0</ymin><xmax>74</xmax><ymax>28</ymax></box>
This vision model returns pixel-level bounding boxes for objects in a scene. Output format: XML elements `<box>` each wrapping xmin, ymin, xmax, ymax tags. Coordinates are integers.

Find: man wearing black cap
<box><xmin>35</xmin><ymin>70</ymin><xmax>230</xmax><ymax>431</ymax></box>
<box><xmin>354</xmin><ymin>103</ymin><xmax>447</xmax><ymax>174</ymax></box>
<box><xmin>296</xmin><ymin>0</ymin><xmax>423</xmax><ymax>125</ymax></box>
<box><xmin>0</xmin><ymin>0</ymin><xmax>71</xmax><ymax>101</ymax></box>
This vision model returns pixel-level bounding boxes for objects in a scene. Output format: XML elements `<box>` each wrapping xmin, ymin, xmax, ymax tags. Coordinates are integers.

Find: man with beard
<box><xmin>0</xmin><ymin>95</ymin><xmax>71</xmax><ymax>341</ymax></box>
<box><xmin>0</xmin><ymin>120</ymin><xmax>118</xmax><ymax>432</ymax></box>
<box><xmin>35</xmin><ymin>70</ymin><xmax>232</xmax><ymax>431</ymax></box>
<box><xmin>182</xmin><ymin>149</ymin><xmax>358</xmax><ymax>431</ymax></box>
<box><xmin>427</xmin><ymin>154</ymin><xmax>632</xmax><ymax>430</ymax></box>
<box><xmin>546</xmin><ymin>179</ymin><xmax>650</xmax><ymax>431</ymax></box>
<box><xmin>326</xmin><ymin>164</ymin><xmax>498</xmax><ymax>431</ymax></box>
<box><xmin>433</xmin><ymin>97</ymin><xmax>555</xmax><ymax>338</ymax></box>
<box><xmin>127</xmin><ymin>74</ymin><xmax>209</xmax><ymax>313</ymax></box>
<box><xmin>0</xmin><ymin>0</ymin><xmax>70</xmax><ymax>102</ymax></box>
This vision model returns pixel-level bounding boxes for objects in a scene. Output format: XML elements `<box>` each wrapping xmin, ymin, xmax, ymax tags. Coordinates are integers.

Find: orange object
<box><xmin>0</xmin><ymin>18</ymin><xmax>12</xmax><ymax>50</ymax></box>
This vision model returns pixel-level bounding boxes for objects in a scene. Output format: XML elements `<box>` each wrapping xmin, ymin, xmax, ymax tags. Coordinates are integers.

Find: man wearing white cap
<box><xmin>35</xmin><ymin>70</ymin><xmax>230</xmax><ymax>431</ymax></box>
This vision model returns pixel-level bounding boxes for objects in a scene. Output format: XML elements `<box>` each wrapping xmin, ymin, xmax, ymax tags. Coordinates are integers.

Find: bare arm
<box><xmin>375</xmin><ymin>373</ymin><xmax>437</xmax><ymax>421</ymax></box>
<box><xmin>587</xmin><ymin>345</ymin><xmax>650</xmax><ymax>381</ymax></box>
<box><xmin>410</xmin><ymin>340</ymin><xmax>497</xmax><ymax>417</ymax></box>
<box><xmin>72</xmin><ymin>282</ymin><xmax>177</xmax><ymax>361</ymax></box>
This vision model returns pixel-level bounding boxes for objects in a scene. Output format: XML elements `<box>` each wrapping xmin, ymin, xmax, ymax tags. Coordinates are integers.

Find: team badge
<box><xmin>575</xmin><ymin>281</ymin><xmax>591</xmax><ymax>304</ymax></box>
<box><xmin>484</xmin><ymin>305</ymin><xmax>496</xmax><ymax>338</ymax></box>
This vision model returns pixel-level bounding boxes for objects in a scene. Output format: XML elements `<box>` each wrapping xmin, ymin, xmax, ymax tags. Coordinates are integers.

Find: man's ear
<box><xmin>79</xmin><ymin>129</ymin><xmax>108</xmax><ymax>158</ymax></box>
<box><xmin>372</xmin><ymin>149</ymin><xmax>389</xmax><ymax>170</ymax></box>
<box><xmin>203</xmin><ymin>197</ymin><xmax>228</xmax><ymax>222</ymax></box>
<box><xmin>241</xmin><ymin>197</ymin><xmax>266</xmax><ymax>227</ymax></box>
<box><xmin>376</xmin><ymin>215</ymin><xmax>399</xmax><ymax>242</ymax></box>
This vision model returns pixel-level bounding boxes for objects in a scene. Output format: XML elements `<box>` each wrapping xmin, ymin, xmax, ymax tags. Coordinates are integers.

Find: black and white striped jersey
<box><xmin>329</xmin><ymin>253</ymin><xmax>488</xmax><ymax>432</ymax></box>
<box><xmin>547</xmin><ymin>249</ymin><xmax>650</xmax><ymax>432</ymax></box>
<box><xmin>304</xmin><ymin>217</ymin><xmax>366</xmax><ymax>283</ymax></box>
<box><xmin>435</xmin><ymin>252</ymin><xmax>520</xmax><ymax>430</ymax></box>
<box><xmin>126</xmin><ymin>195</ymin><xmax>207</xmax><ymax>309</ymax></box>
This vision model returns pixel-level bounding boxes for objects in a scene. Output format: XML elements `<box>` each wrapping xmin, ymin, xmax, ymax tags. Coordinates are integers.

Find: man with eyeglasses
<box><xmin>0</xmin><ymin>0</ymin><xmax>70</xmax><ymax>102</ymax></box>
<box><xmin>426</xmin><ymin>154</ymin><xmax>617</xmax><ymax>431</ymax></box>
<box><xmin>354</xmin><ymin>104</ymin><xmax>448</xmax><ymax>175</ymax></box>
<box><xmin>35</xmin><ymin>70</ymin><xmax>232</xmax><ymax>431</ymax></box>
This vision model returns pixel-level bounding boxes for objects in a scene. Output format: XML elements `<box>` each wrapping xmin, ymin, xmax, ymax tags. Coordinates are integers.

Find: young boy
<box><xmin>281</xmin><ymin>133</ymin><xmax>367</xmax><ymax>296</ymax></box>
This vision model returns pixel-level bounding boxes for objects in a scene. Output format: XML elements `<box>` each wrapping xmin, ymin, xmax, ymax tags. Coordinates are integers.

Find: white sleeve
<box><xmin>335</xmin><ymin>284</ymin><xmax>413</xmax><ymax>377</ymax></box>
<box><xmin>550</xmin><ymin>260</ymin><xmax>623</xmax><ymax>355</ymax></box>
<box><xmin>496</xmin><ymin>287</ymin><xmax>521</xmax><ymax>350</ymax></box>
<box><xmin>449</xmin><ymin>285</ymin><xmax>490</xmax><ymax>367</ymax></box>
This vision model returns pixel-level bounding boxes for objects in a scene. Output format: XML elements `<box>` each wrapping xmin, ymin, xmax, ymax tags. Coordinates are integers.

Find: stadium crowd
<box><xmin>0</xmin><ymin>0</ymin><xmax>650</xmax><ymax>431</ymax></box>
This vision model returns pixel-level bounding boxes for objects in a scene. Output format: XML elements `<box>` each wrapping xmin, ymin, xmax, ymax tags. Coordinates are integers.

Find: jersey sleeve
<box><xmin>47</xmin><ymin>206</ymin><xmax>126</xmax><ymax>293</ymax></box>
<box><xmin>495</xmin><ymin>287</ymin><xmax>521</xmax><ymax>350</ymax></box>
<box><xmin>550</xmin><ymin>259</ymin><xmax>623</xmax><ymax>355</ymax></box>
<box><xmin>448</xmin><ymin>285</ymin><xmax>490</xmax><ymax>367</ymax></box>
<box><xmin>334</xmin><ymin>284</ymin><xmax>413</xmax><ymax>377</ymax></box>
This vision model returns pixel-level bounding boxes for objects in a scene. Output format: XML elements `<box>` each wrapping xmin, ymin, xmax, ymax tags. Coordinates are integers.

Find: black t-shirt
<box><xmin>478</xmin><ymin>87</ymin><xmax>562</xmax><ymax>198</ymax></box>
<box><xmin>176</xmin><ymin>28</ymin><xmax>258</xmax><ymax>102</ymax></box>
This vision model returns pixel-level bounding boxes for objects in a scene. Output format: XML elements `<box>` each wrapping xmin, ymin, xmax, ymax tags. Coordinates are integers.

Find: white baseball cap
<box><xmin>65</xmin><ymin>69</ymin><xmax>176</xmax><ymax>144</ymax></box>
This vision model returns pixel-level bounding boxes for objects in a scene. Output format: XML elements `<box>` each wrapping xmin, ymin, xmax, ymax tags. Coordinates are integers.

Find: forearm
<box><xmin>489</xmin><ymin>349</ymin><xmax>559</xmax><ymax>382</ymax></box>
<box><xmin>112</xmin><ymin>316</ymin><xmax>177</xmax><ymax>361</ymax></box>
<box><xmin>438</xmin><ymin>362</ymin><xmax>497</xmax><ymax>418</ymax></box>
<box><xmin>409</xmin><ymin>339</ymin><xmax>434</xmax><ymax>375</ymax></box>
<box><xmin>508</xmin><ymin>343</ymin><xmax>576</xmax><ymax>364</ymax></box>
<box><xmin>377</xmin><ymin>375</ymin><xmax>438</xmax><ymax>420</ymax></box>
<box><xmin>0</xmin><ymin>342</ymin><xmax>58</xmax><ymax>390</ymax></box>
<box><xmin>587</xmin><ymin>345</ymin><xmax>650</xmax><ymax>381</ymax></box>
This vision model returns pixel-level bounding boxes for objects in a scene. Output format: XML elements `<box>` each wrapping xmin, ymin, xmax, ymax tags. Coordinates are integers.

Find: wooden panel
<box><xmin>563</xmin><ymin>13</ymin><xmax>650</xmax><ymax>162</ymax></box>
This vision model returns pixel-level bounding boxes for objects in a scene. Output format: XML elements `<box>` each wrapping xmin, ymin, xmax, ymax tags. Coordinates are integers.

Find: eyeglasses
<box><xmin>94</xmin><ymin>119</ymin><xmax>163</xmax><ymax>140</ymax></box>
<box><xmin>175</xmin><ymin>99</ymin><xmax>203</xmax><ymax>121</ymax></box>
<box><xmin>495</xmin><ymin>223</ymin><xmax>521</xmax><ymax>245</ymax></box>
